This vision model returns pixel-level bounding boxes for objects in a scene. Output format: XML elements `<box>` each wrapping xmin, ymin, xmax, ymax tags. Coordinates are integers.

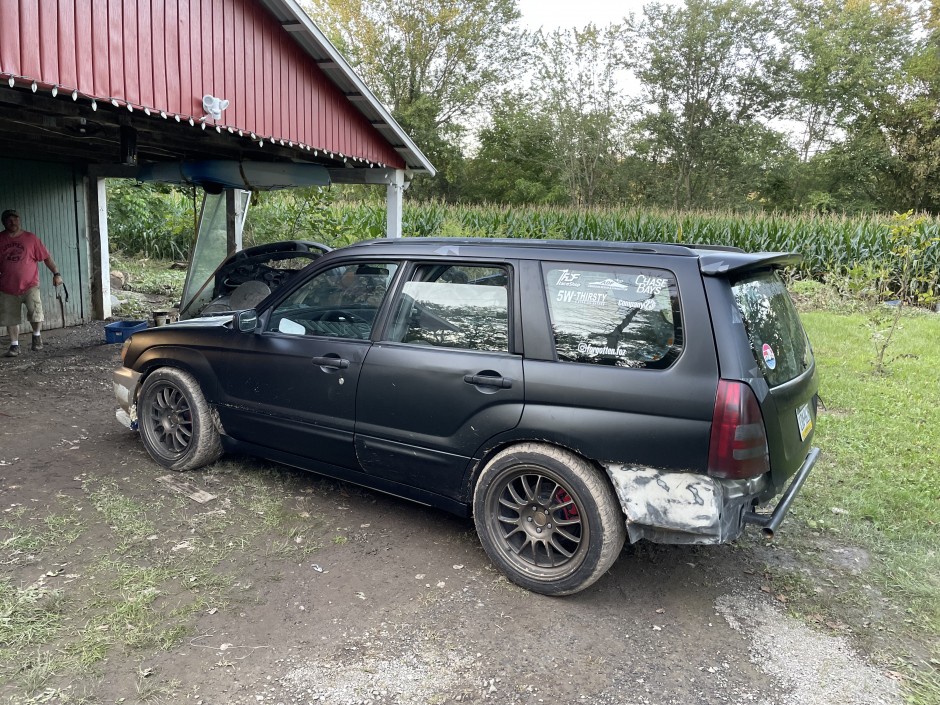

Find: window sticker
<box><xmin>762</xmin><ymin>343</ymin><xmax>777</xmax><ymax>369</ymax></box>
<box><xmin>555</xmin><ymin>269</ymin><xmax>582</xmax><ymax>287</ymax></box>
<box><xmin>555</xmin><ymin>290</ymin><xmax>608</xmax><ymax>306</ymax></box>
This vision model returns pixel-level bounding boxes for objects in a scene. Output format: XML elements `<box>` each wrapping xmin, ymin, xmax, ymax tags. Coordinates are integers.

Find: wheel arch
<box><xmin>133</xmin><ymin>346</ymin><xmax>221</xmax><ymax>406</ymax></box>
<box><xmin>463</xmin><ymin>437</ymin><xmax>611</xmax><ymax>512</ymax></box>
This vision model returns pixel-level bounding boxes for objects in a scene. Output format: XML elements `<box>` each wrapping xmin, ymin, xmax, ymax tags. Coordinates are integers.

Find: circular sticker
<box><xmin>762</xmin><ymin>343</ymin><xmax>777</xmax><ymax>370</ymax></box>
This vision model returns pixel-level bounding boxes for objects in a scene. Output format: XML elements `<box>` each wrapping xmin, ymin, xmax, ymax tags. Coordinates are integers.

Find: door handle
<box><xmin>311</xmin><ymin>356</ymin><xmax>349</xmax><ymax>370</ymax></box>
<box><xmin>464</xmin><ymin>374</ymin><xmax>512</xmax><ymax>389</ymax></box>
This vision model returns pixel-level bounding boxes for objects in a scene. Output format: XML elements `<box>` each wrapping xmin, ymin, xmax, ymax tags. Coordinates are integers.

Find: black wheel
<box><xmin>138</xmin><ymin>367</ymin><xmax>222</xmax><ymax>472</ymax></box>
<box><xmin>473</xmin><ymin>443</ymin><xmax>626</xmax><ymax>596</ymax></box>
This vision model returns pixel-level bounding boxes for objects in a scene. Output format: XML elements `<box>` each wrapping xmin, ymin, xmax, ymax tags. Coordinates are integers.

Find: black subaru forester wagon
<box><xmin>114</xmin><ymin>238</ymin><xmax>819</xmax><ymax>595</ymax></box>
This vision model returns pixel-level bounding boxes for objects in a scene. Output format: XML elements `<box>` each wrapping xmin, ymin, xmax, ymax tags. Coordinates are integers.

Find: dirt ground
<box><xmin>0</xmin><ymin>323</ymin><xmax>904</xmax><ymax>705</ymax></box>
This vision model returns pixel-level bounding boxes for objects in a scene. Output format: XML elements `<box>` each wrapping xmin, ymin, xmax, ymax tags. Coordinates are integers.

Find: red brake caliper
<box><xmin>555</xmin><ymin>488</ymin><xmax>578</xmax><ymax>521</ymax></box>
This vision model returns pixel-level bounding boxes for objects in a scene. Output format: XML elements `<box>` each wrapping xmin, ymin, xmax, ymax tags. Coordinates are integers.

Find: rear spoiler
<box><xmin>697</xmin><ymin>251</ymin><xmax>802</xmax><ymax>276</ymax></box>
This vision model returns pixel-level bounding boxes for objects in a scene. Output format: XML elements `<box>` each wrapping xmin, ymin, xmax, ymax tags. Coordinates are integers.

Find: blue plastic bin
<box><xmin>105</xmin><ymin>320</ymin><xmax>148</xmax><ymax>344</ymax></box>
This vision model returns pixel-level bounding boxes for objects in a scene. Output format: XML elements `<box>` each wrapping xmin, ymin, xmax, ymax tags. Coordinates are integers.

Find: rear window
<box><xmin>732</xmin><ymin>271</ymin><xmax>813</xmax><ymax>387</ymax></box>
<box><xmin>543</xmin><ymin>264</ymin><xmax>682</xmax><ymax>368</ymax></box>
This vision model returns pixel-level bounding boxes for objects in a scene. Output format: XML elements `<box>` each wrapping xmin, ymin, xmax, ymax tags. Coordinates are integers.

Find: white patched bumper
<box><xmin>604</xmin><ymin>464</ymin><xmax>769</xmax><ymax>545</ymax></box>
<box><xmin>112</xmin><ymin>366</ymin><xmax>142</xmax><ymax>430</ymax></box>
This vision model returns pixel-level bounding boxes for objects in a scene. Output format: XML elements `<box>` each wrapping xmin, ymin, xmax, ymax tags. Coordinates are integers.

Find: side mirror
<box><xmin>235</xmin><ymin>309</ymin><xmax>259</xmax><ymax>333</ymax></box>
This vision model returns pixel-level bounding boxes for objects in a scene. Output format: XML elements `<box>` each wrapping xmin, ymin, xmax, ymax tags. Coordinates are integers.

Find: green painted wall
<box><xmin>0</xmin><ymin>159</ymin><xmax>89</xmax><ymax>328</ymax></box>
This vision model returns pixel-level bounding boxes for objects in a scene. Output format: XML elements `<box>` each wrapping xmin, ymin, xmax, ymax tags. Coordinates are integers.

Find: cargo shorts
<box><xmin>0</xmin><ymin>287</ymin><xmax>44</xmax><ymax>326</ymax></box>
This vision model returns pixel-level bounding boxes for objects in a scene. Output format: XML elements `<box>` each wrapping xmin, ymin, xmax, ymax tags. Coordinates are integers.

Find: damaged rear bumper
<box><xmin>605</xmin><ymin>447</ymin><xmax>819</xmax><ymax>545</ymax></box>
<box><xmin>113</xmin><ymin>366</ymin><xmax>142</xmax><ymax>430</ymax></box>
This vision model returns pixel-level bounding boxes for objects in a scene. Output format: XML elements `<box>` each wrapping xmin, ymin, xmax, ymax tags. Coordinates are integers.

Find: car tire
<box><xmin>138</xmin><ymin>367</ymin><xmax>222</xmax><ymax>472</ymax></box>
<box><xmin>473</xmin><ymin>443</ymin><xmax>626</xmax><ymax>596</ymax></box>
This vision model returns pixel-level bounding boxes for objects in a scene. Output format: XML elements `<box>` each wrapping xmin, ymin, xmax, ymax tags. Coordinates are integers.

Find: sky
<box><xmin>516</xmin><ymin>0</ymin><xmax>655</xmax><ymax>31</ymax></box>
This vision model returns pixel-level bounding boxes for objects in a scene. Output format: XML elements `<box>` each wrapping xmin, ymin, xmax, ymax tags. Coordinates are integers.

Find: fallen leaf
<box><xmin>655</xmin><ymin>608</ymin><xmax>665</xmax><ymax>614</ymax></box>
<box><xmin>775</xmin><ymin>594</ymin><xmax>788</xmax><ymax>603</ymax></box>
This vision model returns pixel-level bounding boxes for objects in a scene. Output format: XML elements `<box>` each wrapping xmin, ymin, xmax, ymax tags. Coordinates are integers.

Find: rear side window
<box><xmin>732</xmin><ymin>271</ymin><xmax>813</xmax><ymax>387</ymax></box>
<box><xmin>543</xmin><ymin>264</ymin><xmax>682</xmax><ymax>368</ymax></box>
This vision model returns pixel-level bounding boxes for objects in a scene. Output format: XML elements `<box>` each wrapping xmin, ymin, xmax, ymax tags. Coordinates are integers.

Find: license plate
<box><xmin>796</xmin><ymin>403</ymin><xmax>813</xmax><ymax>441</ymax></box>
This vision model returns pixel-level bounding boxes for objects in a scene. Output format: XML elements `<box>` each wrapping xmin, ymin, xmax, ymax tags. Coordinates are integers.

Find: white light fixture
<box><xmin>31</xmin><ymin>81</ymin><xmax>37</xmax><ymax>92</ymax></box>
<box><xmin>144</xmin><ymin>107</ymin><xmax>151</xmax><ymax>115</ymax></box>
<box><xmin>111</xmin><ymin>98</ymin><xmax>119</xmax><ymax>107</ymax></box>
<box><xmin>91</xmin><ymin>99</ymin><xmax>97</xmax><ymax>111</ymax></box>
<box><xmin>7</xmin><ymin>77</ymin><xmax>14</xmax><ymax>87</ymax></box>
<box><xmin>51</xmin><ymin>85</ymin><xmax>58</xmax><ymax>97</ymax></box>
<box><xmin>71</xmin><ymin>90</ymin><xmax>78</xmax><ymax>101</ymax></box>
<box><xmin>201</xmin><ymin>94</ymin><xmax>229</xmax><ymax>121</ymax></box>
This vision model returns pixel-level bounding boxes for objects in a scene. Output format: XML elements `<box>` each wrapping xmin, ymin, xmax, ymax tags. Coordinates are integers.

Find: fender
<box><xmin>132</xmin><ymin>345</ymin><xmax>222</xmax><ymax>405</ymax></box>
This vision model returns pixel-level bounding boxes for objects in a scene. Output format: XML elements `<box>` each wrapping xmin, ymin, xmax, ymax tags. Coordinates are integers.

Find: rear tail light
<box><xmin>708</xmin><ymin>380</ymin><xmax>770</xmax><ymax>480</ymax></box>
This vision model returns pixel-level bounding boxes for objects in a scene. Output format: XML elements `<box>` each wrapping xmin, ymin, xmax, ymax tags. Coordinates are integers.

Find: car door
<box><xmin>355</xmin><ymin>262</ymin><xmax>524</xmax><ymax>499</ymax></box>
<box><xmin>212</xmin><ymin>261</ymin><xmax>399</xmax><ymax>470</ymax></box>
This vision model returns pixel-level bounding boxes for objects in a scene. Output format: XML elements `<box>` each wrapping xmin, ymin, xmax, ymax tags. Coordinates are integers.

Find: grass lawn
<box><xmin>797</xmin><ymin>308</ymin><xmax>940</xmax><ymax>701</ymax></box>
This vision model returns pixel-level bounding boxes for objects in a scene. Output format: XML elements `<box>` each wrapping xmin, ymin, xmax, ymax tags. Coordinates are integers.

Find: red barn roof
<box><xmin>0</xmin><ymin>0</ymin><xmax>433</xmax><ymax>175</ymax></box>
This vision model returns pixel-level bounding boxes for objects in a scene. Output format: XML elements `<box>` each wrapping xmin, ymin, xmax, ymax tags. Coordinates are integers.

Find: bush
<box><xmin>107</xmin><ymin>181</ymin><xmax>196</xmax><ymax>259</ymax></box>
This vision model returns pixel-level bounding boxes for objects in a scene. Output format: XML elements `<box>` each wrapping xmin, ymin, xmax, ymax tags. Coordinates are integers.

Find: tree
<box><xmin>529</xmin><ymin>24</ymin><xmax>631</xmax><ymax>206</ymax></box>
<box><xmin>788</xmin><ymin>0</ymin><xmax>914</xmax><ymax>163</ymax></box>
<box><xmin>875</xmin><ymin>1</ymin><xmax>940</xmax><ymax>212</ymax></box>
<box><xmin>632</xmin><ymin>0</ymin><xmax>790</xmax><ymax>209</ymax></box>
<box><xmin>304</xmin><ymin>0</ymin><xmax>525</xmax><ymax>199</ymax></box>
<box><xmin>463</xmin><ymin>93</ymin><xmax>567</xmax><ymax>204</ymax></box>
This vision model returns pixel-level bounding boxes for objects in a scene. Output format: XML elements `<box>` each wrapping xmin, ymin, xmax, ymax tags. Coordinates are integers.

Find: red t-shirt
<box><xmin>0</xmin><ymin>231</ymin><xmax>51</xmax><ymax>296</ymax></box>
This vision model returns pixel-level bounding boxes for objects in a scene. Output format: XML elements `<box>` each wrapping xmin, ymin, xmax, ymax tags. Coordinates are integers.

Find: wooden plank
<box><xmin>56</xmin><ymin>0</ymin><xmax>77</xmax><ymax>89</ymax></box>
<box><xmin>122</xmin><ymin>0</ymin><xmax>139</xmax><ymax>104</ymax></box>
<box><xmin>19</xmin><ymin>1</ymin><xmax>41</xmax><ymax>79</ymax></box>
<box><xmin>39</xmin><ymin>0</ymin><xmax>60</xmax><ymax>81</ymax></box>
<box><xmin>156</xmin><ymin>475</ymin><xmax>217</xmax><ymax>504</ymax></box>
<box><xmin>75</xmin><ymin>0</ymin><xmax>95</xmax><ymax>94</ymax></box>
<box><xmin>151</xmin><ymin>0</ymin><xmax>168</xmax><ymax>109</ymax></box>
<box><xmin>136</xmin><ymin>0</ymin><xmax>154</xmax><ymax>108</ymax></box>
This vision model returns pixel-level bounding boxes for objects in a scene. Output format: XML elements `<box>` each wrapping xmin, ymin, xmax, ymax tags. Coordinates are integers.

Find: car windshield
<box><xmin>732</xmin><ymin>270</ymin><xmax>813</xmax><ymax>387</ymax></box>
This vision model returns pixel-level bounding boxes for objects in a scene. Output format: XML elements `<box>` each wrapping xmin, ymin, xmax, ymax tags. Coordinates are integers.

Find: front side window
<box><xmin>544</xmin><ymin>264</ymin><xmax>682</xmax><ymax>368</ymax></box>
<box><xmin>266</xmin><ymin>262</ymin><xmax>398</xmax><ymax>339</ymax></box>
<box><xmin>386</xmin><ymin>264</ymin><xmax>510</xmax><ymax>352</ymax></box>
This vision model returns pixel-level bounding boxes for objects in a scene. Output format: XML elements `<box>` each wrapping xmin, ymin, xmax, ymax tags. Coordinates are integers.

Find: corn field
<box><xmin>309</xmin><ymin>202</ymin><xmax>940</xmax><ymax>301</ymax></box>
<box><xmin>108</xmin><ymin>184</ymin><xmax>940</xmax><ymax>303</ymax></box>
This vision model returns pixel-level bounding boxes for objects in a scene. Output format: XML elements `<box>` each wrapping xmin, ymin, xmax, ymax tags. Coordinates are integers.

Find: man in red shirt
<box><xmin>0</xmin><ymin>209</ymin><xmax>63</xmax><ymax>357</ymax></box>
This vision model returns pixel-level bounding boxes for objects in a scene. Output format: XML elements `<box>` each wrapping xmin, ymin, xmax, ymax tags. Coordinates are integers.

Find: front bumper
<box><xmin>113</xmin><ymin>366</ymin><xmax>142</xmax><ymax>430</ymax></box>
<box><xmin>605</xmin><ymin>448</ymin><xmax>819</xmax><ymax>545</ymax></box>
